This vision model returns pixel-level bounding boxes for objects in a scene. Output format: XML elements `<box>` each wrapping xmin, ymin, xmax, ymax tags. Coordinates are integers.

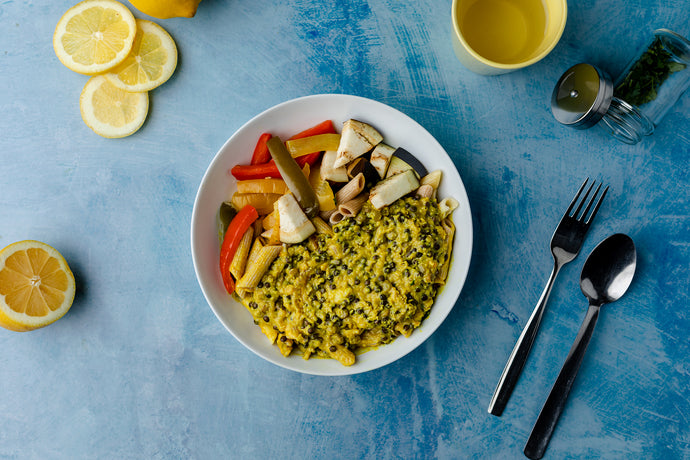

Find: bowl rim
<box><xmin>191</xmin><ymin>93</ymin><xmax>473</xmax><ymax>376</ymax></box>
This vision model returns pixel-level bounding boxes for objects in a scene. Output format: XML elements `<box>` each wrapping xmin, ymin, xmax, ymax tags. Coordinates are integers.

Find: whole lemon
<box><xmin>128</xmin><ymin>0</ymin><xmax>201</xmax><ymax>18</ymax></box>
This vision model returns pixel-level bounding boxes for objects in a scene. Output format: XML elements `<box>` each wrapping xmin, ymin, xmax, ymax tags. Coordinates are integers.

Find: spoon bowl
<box><xmin>580</xmin><ymin>233</ymin><xmax>636</xmax><ymax>304</ymax></box>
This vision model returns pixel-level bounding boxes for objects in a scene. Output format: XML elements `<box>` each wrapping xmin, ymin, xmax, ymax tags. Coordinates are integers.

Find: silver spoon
<box><xmin>524</xmin><ymin>233</ymin><xmax>637</xmax><ymax>459</ymax></box>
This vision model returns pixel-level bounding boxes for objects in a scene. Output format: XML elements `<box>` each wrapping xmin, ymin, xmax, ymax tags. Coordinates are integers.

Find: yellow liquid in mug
<box><xmin>460</xmin><ymin>0</ymin><xmax>548</xmax><ymax>64</ymax></box>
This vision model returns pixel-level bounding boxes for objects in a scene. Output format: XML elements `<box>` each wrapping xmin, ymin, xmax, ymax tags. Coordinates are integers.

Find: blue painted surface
<box><xmin>1</xmin><ymin>0</ymin><xmax>689</xmax><ymax>458</ymax></box>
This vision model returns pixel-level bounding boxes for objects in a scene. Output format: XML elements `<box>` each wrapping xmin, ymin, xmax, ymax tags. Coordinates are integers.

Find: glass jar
<box><xmin>551</xmin><ymin>29</ymin><xmax>690</xmax><ymax>144</ymax></box>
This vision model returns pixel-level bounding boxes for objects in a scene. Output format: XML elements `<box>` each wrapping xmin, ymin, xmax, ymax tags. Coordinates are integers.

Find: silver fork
<box><xmin>488</xmin><ymin>178</ymin><xmax>608</xmax><ymax>417</ymax></box>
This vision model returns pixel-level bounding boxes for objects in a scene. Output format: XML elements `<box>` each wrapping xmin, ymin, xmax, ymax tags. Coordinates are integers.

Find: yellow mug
<box><xmin>451</xmin><ymin>0</ymin><xmax>567</xmax><ymax>75</ymax></box>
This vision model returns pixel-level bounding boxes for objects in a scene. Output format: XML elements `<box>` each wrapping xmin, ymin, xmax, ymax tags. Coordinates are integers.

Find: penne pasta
<box><xmin>335</xmin><ymin>172</ymin><xmax>365</xmax><ymax>204</ymax></box>
<box><xmin>420</xmin><ymin>170</ymin><xmax>442</xmax><ymax>199</ymax></box>
<box><xmin>237</xmin><ymin>244</ymin><xmax>283</xmax><ymax>290</ymax></box>
<box><xmin>311</xmin><ymin>216</ymin><xmax>334</xmax><ymax>235</ymax></box>
<box><xmin>244</xmin><ymin>238</ymin><xmax>264</xmax><ymax>272</ymax></box>
<box><xmin>338</xmin><ymin>192</ymin><xmax>368</xmax><ymax>218</ymax></box>
<box><xmin>329</xmin><ymin>210</ymin><xmax>346</xmax><ymax>226</ymax></box>
<box><xmin>236</xmin><ymin>287</ymin><xmax>252</xmax><ymax>299</ymax></box>
<box><xmin>439</xmin><ymin>197</ymin><xmax>459</xmax><ymax>218</ymax></box>
<box><xmin>436</xmin><ymin>218</ymin><xmax>455</xmax><ymax>284</ymax></box>
<box><xmin>229</xmin><ymin>227</ymin><xmax>254</xmax><ymax>280</ymax></box>
<box><xmin>320</xmin><ymin>209</ymin><xmax>336</xmax><ymax>222</ymax></box>
<box><xmin>415</xmin><ymin>184</ymin><xmax>434</xmax><ymax>198</ymax></box>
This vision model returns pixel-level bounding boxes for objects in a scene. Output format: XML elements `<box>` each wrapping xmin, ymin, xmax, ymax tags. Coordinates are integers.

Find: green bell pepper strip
<box><xmin>266</xmin><ymin>136</ymin><xmax>320</xmax><ymax>218</ymax></box>
<box><xmin>219</xmin><ymin>204</ymin><xmax>258</xmax><ymax>294</ymax></box>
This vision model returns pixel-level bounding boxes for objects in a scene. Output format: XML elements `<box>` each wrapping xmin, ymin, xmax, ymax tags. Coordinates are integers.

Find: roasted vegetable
<box><xmin>369</xmin><ymin>169</ymin><xmax>420</xmax><ymax>209</ymax></box>
<box><xmin>286</xmin><ymin>133</ymin><xmax>341</xmax><ymax>158</ymax></box>
<box><xmin>277</xmin><ymin>193</ymin><xmax>316</xmax><ymax>243</ymax></box>
<box><xmin>333</xmin><ymin>119</ymin><xmax>383</xmax><ymax>168</ymax></box>
<box><xmin>267</xmin><ymin>136</ymin><xmax>320</xmax><ymax>218</ymax></box>
<box><xmin>230</xmin><ymin>152</ymin><xmax>321</xmax><ymax>180</ymax></box>
<box><xmin>309</xmin><ymin>165</ymin><xmax>337</xmax><ymax>211</ymax></box>
<box><xmin>287</xmin><ymin>120</ymin><xmax>336</xmax><ymax>140</ymax></box>
<box><xmin>369</xmin><ymin>142</ymin><xmax>395</xmax><ymax>178</ymax></box>
<box><xmin>231</xmin><ymin>193</ymin><xmax>282</xmax><ymax>215</ymax></box>
<box><xmin>385</xmin><ymin>148</ymin><xmax>428</xmax><ymax>178</ymax></box>
<box><xmin>250</xmin><ymin>133</ymin><xmax>273</xmax><ymax>165</ymax></box>
<box><xmin>346</xmin><ymin>157</ymin><xmax>380</xmax><ymax>186</ymax></box>
<box><xmin>236</xmin><ymin>178</ymin><xmax>289</xmax><ymax>195</ymax></box>
<box><xmin>320</xmin><ymin>150</ymin><xmax>349</xmax><ymax>182</ymax></box>
<box><xmin>219</xmin><ymin>205</ymin><xmax>259</xmax><ymax>294</ymax></box>
<box><xmin>217</xmin><ymin>201</ymin><xmax>237</xmax><ymax>236</ymax></box>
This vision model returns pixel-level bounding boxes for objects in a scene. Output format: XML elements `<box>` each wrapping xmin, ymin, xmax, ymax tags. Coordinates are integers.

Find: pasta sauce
<box><xmin>239</xmin><ymin>196</ymin><xmax>453</xmax><ymax>366</ymax></box>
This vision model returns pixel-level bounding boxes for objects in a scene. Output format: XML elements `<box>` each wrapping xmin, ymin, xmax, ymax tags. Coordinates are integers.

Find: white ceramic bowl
<box><xmin>191</xmin><ymin>94</ymin><xmax>473</xmax><ymax>375</ymax></box>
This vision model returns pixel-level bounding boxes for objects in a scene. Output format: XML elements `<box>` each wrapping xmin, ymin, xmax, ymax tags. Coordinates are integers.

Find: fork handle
<box><xmin>488</xmin><ymin>261</ymin><xmax>561</xmax><ymax>416</ymax></box>
<box><xmin>524</xmin><ymin>303</ymin><xmax>600</xmax><ymax>459</ymax></box>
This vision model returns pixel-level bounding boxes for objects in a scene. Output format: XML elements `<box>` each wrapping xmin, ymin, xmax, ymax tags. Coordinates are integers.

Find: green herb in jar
<box><xmin>615</xmin><ymin>36</ymin><xmax>688</xmax><ymax>106</ymax></box>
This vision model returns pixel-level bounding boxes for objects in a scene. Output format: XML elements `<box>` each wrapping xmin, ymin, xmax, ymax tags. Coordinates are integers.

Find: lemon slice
<box><xmin>105</xmin><ymin>19</ymin><xmax>178</xmax><ymax>92</ymax></box>
<box><xmin>80</xmin><ymin>75</ymin><xmax>149</xmax><ymax>138</ymax></box>
<box><xmin>0</xmin><ymin>241</ymin><xmax>76</xmax><ymax>332</ymax></box>
<box><xmin>53</xmin><ymin>0</ymin><xmax>137</xmax><ymax>75</ymax></box>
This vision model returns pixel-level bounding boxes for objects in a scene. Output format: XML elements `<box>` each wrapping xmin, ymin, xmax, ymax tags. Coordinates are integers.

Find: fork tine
<box><xmin>580</xmin><ymin>182</ymin><xmax>603</xmax><ymax>220</ymax></box>
<box><xmin>565</xmin><ymin>178</ymin><xmax>589</xmax><ymax>216</ymax></box>
<box><xmin>572</xmin><ymin>179</ymin><xmax>596</xmax><ymax>218</ymax></box>
<box><xmin>585</xmin><ymin>185</ymin><xmax>609</xmax><ymax>224</ymax></box>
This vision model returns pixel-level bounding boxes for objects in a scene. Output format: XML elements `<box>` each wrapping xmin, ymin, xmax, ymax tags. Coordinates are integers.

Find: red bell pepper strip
<box><xmin>250</xmin><ymin>133</ymin><xmax>273</xmax><ymax>165</ymax></box>
<box><xmin>229</xmin><ymin>121</ymin><xmax>334</xmax><ymax>180</ymax></box>
<box><xmin>288</xmin><ymin>120</ymin><xmax>336</xmax><ymax>140</ymax></box>
<box><xmin>219</xmin><ymin>204</ymin><xmax>258</xmax><ymax>294</ymax></box>
<box><xmin>230</xmin><ymin>151</ymin><xmax>322</xmax><ymax>180</ymax></box>
<box><xmin>231</xmin><ymin>162</ymin><xmax>282</xmax><ymax>180</ymax></box>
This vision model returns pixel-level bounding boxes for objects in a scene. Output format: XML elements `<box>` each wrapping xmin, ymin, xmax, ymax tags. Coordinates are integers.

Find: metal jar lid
<box><xmin>551</xmin><ymin>63</ymin><xmax>614</xmax><ymax>129</ymax></box>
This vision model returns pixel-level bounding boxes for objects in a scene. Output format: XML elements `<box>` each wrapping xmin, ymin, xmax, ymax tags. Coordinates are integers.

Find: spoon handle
<box><xmin>488</xmin><ymin>262</ymin><xmax>561</xmax><ymax>416</ymax></box>
<box><xmin>524</xmin><ymin>303</ymin><xmax>601</xmax><ymax>460</ymax></box>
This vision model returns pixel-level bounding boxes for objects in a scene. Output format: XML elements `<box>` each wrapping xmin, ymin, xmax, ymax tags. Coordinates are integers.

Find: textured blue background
<box><xmin>1</xmin><ymin>0</ymin><xmax>689</xmax><ymax>458</ymax></box>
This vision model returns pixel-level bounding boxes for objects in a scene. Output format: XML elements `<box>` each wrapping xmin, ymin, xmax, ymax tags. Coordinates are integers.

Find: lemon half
<box><xmin>53</xmin><ymin>0</ymin><xmax>137</xmax><ymax>75</ymax></box>
<box><xmin>80</xmin><ymin>75</ymin><xmax>149</xmax><ymax>138</ymax></box>
<box><xmin>128</xmin><ymin>0</ymin><xmax>202</xmax><ymax>19</ymax></box>
<box><xmin>105</xmin><ymin>19</ymin><xmax>178</xmax><ymax>92</ymax></box>
<box><xmin>0</xmin><ymin>241</ymin><xmax>76</xmax><ymax>332</ymax></box>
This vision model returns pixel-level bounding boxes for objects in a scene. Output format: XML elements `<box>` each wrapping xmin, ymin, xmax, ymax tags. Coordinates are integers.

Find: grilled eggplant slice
<box><xmin>369</xmin><ymin>169</ymin><xmax>420</xmax><ymax>209</ymax></box>
<box><xmin>277</xmin><ymin>193</ymin><xmax>316</xmax><ymax>243</ymax></box>
<box><xmin>320</xmin><ymin>150</ymin><xmax>349</xmax><ymax>183</ymax></box>
<box><xmin>333</xmin><ymin>119</ymin><xmax>383</xmax><ymax>168</ymax></box>
<box><xmin>369</xmin><ymin>142</ymin><xmax>395</xmax><ymax>178</ymax></box>
<box><xmin>385</xmin><ymin>147</ymin><xmax>428</xmax><ymax>179</ymax></box>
